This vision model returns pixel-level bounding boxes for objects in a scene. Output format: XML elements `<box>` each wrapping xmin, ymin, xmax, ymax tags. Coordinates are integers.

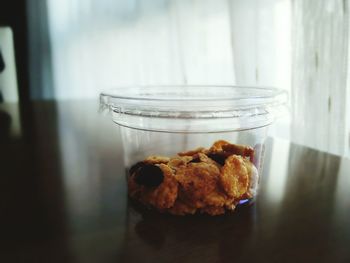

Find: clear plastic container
<box><xmin>100</xmin><ymin>86</ymin><xmax>287</xmax><ymax>214</ymax></box>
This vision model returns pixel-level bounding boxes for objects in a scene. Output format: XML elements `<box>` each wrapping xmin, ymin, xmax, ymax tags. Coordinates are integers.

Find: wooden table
<box><xmin>1</xmin><ymin>101</ymin><xmax>349</xmax><ymax>263</ymax></box>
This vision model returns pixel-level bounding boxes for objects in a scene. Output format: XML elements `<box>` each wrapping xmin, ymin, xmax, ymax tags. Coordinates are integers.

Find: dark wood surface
<box><xmin>1</xmin><ymin>100</ymin><xmax>350</xmax><ymax>263</ymax></box>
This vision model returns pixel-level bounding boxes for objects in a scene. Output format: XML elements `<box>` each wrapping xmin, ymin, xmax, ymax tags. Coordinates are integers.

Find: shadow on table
<box><xmin>0</xmin><ymin>108</ymin><xmax>11</xmax><ymax>141</ymax></box>
<box><xmin>118</xmin><ymin>199</ymin><xmax>256</xmax><ymax>263</ymax></box>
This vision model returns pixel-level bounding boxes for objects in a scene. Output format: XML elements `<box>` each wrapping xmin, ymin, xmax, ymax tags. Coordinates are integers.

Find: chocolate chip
<box><xmin>189</xmin><ymin>157</ymin><xmax>201</xmax><ymax>163</ymax></box>
<box><xmin>207</xmin><ymin>153</ymin><xmax>227</xmax><ymax>166</ymax></box>
<box><xmin>129</xmin><ymin>162</ymin><xmax>146</xmax><ymax>176</ymax></box>
<box><xmin>135</xmin><ymin>164</ymin><xmax>164</xmax><ymax>187</ymax></box>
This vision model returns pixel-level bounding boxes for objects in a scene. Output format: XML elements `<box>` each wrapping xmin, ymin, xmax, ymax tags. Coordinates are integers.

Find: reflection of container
<box><xmin>100</xmin><ymin>86</ymin><xmax>288</xmax><ymax>201</ymax></box>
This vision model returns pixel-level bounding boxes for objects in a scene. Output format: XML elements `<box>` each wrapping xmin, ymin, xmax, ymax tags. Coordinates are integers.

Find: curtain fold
<box><xmin>291</xmin><ymin>0</ymin><xmax>349</xmax><ymax>156</ymax></box>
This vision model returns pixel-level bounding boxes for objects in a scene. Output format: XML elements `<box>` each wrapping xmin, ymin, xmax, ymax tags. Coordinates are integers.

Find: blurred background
<box><xmin>0</xmin><ymin>0</ymin><xmax>349</xmax><ymax>156</ymax></box>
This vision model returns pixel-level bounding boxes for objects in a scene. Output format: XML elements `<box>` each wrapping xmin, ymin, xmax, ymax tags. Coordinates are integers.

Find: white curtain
<box><xmin>35</xmin><ymin>0</ymin><xmax>349</xmax><ymax>156</ymax></box>
<box><xmin>46</xmin><ymin>0</ymin><xmax>291</xmax><ymax>95</ymax></box>
<box><xmin>47</xmin><ymin>0</ymin><xmax>236</xmax><ymax>98</ymax></box>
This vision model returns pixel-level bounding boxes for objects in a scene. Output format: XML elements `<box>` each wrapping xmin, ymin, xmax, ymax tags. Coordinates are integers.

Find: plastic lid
<box><xmin>100</xmin><ymin>86</ymin><xmax>288</xmax><ymax>132</ymax></box>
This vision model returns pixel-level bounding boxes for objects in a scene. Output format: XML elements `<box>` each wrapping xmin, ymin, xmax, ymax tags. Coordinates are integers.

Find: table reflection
<box><xmin>118</xmin><ymin>201</ymin><xmax>257</xmax><ymax>263</ymax></box>
<box><xmin>0</xmin><ymin>102</ymin><xmax>22</xmax><ymax>139</ymax></box>
<box><xmin>36</xmin><ymin>100</ymin><xmax>350</xmax><ymax>262</ymax></box>
<box><xmin>265</xmin><ymin>139</ymin><xmax>290</xmax><ymax>204</ymax></box>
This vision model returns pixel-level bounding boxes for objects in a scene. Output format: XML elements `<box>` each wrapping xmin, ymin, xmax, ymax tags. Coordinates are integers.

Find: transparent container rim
<box><xmin>100</xmin><ymin>85</ymin><xmax>287</xmax><ymax>102</ymax></box>
<box><xmin>100</xmin><ymin>85</ymin><xmax>289</xmax><ymax>132</ymax></box>
<box><xmin>99</xmin><ymin>85</ymin><xmax>289</xmax><ymax>131</ymax></box>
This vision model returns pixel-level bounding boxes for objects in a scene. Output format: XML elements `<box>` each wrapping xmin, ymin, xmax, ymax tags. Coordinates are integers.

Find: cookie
<box><xmin>240</xmin><ymin>160</ymin><xmax>259</xmax><ymax>199</ymax></box>
<box><xmin>220</xmin><ymin>155</ymin><xmax>250</xmax><ymax>199</ymax></box>
<box><xmin>168</xmin><ymin>156</ymin><xmax>192</xmax><ymax>170</ymax></box>
<box><xmin>178</xmin><ymin>147</ymin><xmax>207</xmax><ymax>156</ymax></box>
<box><xmin>175</xmin><ymin>162</ymin><xmax>225</xmax><ymax>208</ymax></box>
<box><xmin>210</xmin><ymin>140</ymin><xmax>254</xmax><ymax>161</ymax></box>
<box><xmin>128</xmin><ymin>164</ymin><xmax>178</xmax><ymax>209</ymax></box>
<box><xmin>127</xmin><ymin>140</ymin><xmax>258</xmax><ymax>216</ymax></box>
<box><xmin>144</xmin><ymin>155</ymin><xmax>170</xmax><ymax>164</ymax></box>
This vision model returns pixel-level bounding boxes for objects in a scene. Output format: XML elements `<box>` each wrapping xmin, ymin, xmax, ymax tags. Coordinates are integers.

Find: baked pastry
<box><xmin>128</xmin><ymin>140</ymin><xmax>258</xmax><ymax>215</ymax></box>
